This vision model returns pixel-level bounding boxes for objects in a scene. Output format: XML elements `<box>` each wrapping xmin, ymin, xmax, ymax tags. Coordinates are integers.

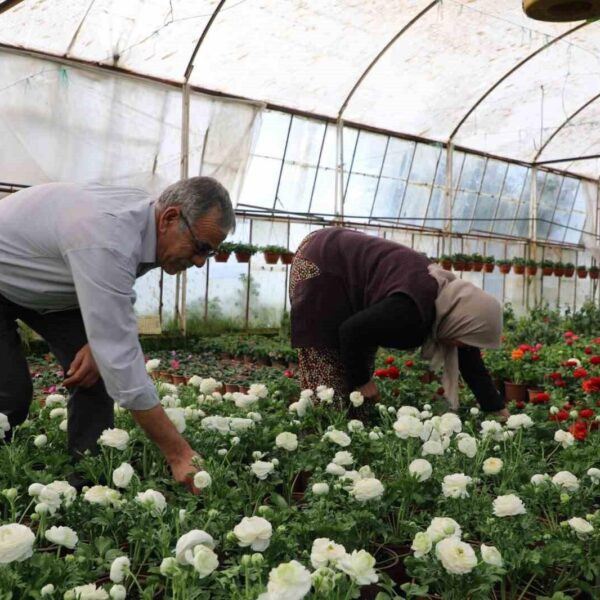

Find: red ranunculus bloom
<box><xmin>566</xmin><ymin>359</ymin><xmax>579</xmax><ymax>367</ymax></box>
<box><xmin>579</xmin><ymin>408</ymin><xmax>594</xmax><ymax>419</ymax></box>
<box><xmin>548</xmin><ymin>372</ymin><xmax>562</xmax><ymax>380</ymax></box>
<box><xmin>569</xmin><ymin>421</ymin><xmax>588</xmax><ymax>440</ymax></box>
<box><xmin>554</xmin><ymin>379</ymin><xmax>566</xmax><ymax>388</ymax></box>
<box><xmin>563</xmin><ymin>402</ymin><xmax>573</xmax><ymax>410</ymax></box>
<box><xmin>595</xmin><ymin>337</ymin><xmax>600</xmax><ymax>345</ymax></box>
<box><xmin>384</xmin><ymin>357</ymin><xmax>395</xmax><ymax>364</ymax></box>
<box><xmin>573</xmin><ymin>368</ymin><xmax>589</xmax><ymax>379</ymax></box>
<box><xmin>549</xmin><ymin>409</ymin><xmax>570</xmax><ymax>422</ymax></box>
<box><xmin>590</xmin><ymin>356</ymin><xmax>600</xmax><ymax>365</ymax></box>
<box><xmin>387</xmin><ymin>366</ymin><xmax>400</xmax><ymax>379</ymax></box>
<box><xmin>583</xmin><ymin>377</ymin><xmax>600</xmax><ymax>393</ymax></box>
<box><xmin>404</xmin><ymin>360</ymin><xmax>414</xmax><ymax>368</ymax></box>
<box><xmin>564</xmin><ymin>331</ymin><xmax>574</xmax><ymax>338</ymax></box>
<box><xmin>531</xmin><ymin>354</ymin><xmax>541</xmax><ymax>361</ymax></box>
<box><xmin>374</xmin><ymin>368</ymin><xmax>388</xmax><ymax>378</ymax></box>
<box><xmin>519</xmin><ymin>344</ymin><xmax>532</xmax><ymax>352</ymax></box>
<box><xmin>585</xmin><ymin>346</ymin><xmax>593</xmax><ymax>354</ymax></box>
<box><xmin>532</xmin><ymin>392</ymin><xmax>550</xmax><ymax>404</ymax></box>
<box><xmin>515</xmin><ymin>401</ymin><xmax>525</xmax><ymax>409</ymax></box>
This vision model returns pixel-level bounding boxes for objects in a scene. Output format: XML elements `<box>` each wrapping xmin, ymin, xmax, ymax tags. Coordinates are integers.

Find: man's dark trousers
<box><xmin>0</xmin><ymin>293</ymin><xmax>114</xmax><ymax>457</ymax></box>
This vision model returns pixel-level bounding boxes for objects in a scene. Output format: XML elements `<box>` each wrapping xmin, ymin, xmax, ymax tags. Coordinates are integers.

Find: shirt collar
<box><xmin>140</xmin><ymin>200</ymin><xmax>158</xmax><ymax>264</ymax></box>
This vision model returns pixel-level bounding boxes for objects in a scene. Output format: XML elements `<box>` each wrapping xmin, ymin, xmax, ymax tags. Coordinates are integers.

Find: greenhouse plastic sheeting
<box><xmin>2</xmin><ymin>0</ymin><xmax>600</xmax><ymax>177</ymax></box>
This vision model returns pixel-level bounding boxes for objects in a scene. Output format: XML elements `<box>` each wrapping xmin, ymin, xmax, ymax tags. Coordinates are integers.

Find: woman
<box><xmin>289</xmin><ymin>227</ymin><xmax>508</xmax><ymax>416</ymax></box>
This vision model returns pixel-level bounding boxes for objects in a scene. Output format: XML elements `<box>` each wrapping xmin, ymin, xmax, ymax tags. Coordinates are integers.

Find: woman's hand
<box><xmin>358</xmin><ymin>379</ymin><xmax>381</xmax><ymax>403</ymax></box>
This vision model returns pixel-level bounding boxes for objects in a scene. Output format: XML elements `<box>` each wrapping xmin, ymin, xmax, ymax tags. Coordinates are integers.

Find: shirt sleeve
<box><xmin>457</xmin><ymin>345</ymin><xmax>505</xmax><ymax>412</ymax></box>
<box><xmin>63</xmin><ymin>247</ymin><xmax>159</xmax><ymax>411</ymax></box>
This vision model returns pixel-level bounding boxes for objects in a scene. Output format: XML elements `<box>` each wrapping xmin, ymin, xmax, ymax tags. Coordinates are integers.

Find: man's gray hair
<box><xmin>157</xmin><ymin>176</ymin><xmax>236</xmax><ymax>233</ymax></box>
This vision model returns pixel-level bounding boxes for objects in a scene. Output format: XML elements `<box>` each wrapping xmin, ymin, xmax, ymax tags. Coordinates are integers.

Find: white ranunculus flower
<box><xmin>229</xmin><ymin>417</ymin><xmax>254</xmax><ymax>433</ymax></box>
<box><xmin>470</xmin><ymin>407</ymin><xmax>480</xmax><ymax>415</ymax></box>
<box><xmin>33</xmin><ymin>434</ymin><xmax>48</xmax><ymax>448</ymax></box>
<box><xmin>201</xmin><ymin>415</ymin><xmax>231</xmax><ymax>435</ymax></box>
<box><xmin>186</xmin><ymin>375</ymin><xmax>202</xmax><ymax>388</ymax></box>
<box><xmin>145</xmin><ymin>358</ymin><xmax>160</xmax><ymax>373</ymax></box>
<box><xmin>192</xmin><ymin>544</ymin><xmax>219</xmax><ymax>578</ymax></box>
<box><xmin>322</xmin><ymin>430</ymin><xmax>351</xmax><ymax>447</ymax></box>
<box><xmin>554</xmin><ymin>430</ymin><xmax>575</xmax><ymax>448</ymax></box>
<box><xmin>59</xmin><ymin>419</ymin><xmax>68</xmax><ymax>432</ymax></box>
<box><xmin>393</xmin><ymin>415</ymin><xmax>423</xmax><ymax>439</ymax></box>
<box><xmin>317</xmin><ymin>387</ymin><xmax>335</xmax><ymax>403</ymax></box>
<box><xmin>193</xmin><ymin>470</ymin><xmax>212</xmax><ymax>490</ymax></box>
<box><xmin>300</xmin><ymin>389</ymin><xmax>314</xmax><ymax>399</ymax></box>
<box><xmin>332</xmin><ymin>451</ymin><xmax>353</xmax><ymax>466</ymax></box>
<box><xmin>45</xmin><ymin>526</ymin><xmax>78</xmax><ymax>549</ymax></box>
<box><xmin>397</xmin><ymin>405</ymin><xmax>421</xmax><ymax>418</ymax></box>
<box><xmin>175</xmin><ymin>530</ymin><xmax>215</xmax><ymax>565</ymax></box>
<box><xmin>289</xmin><ymin>395</ymin><xmax>313</xmax><ymax>417</ymax></box>
<box><xmin>37</xmin><ymin>487</ymin><xmax>61</xmax><ymax>515</ymax></box>
<box><xmin>109</xmin><ymin>556</ymin><xmax>130</xmax><ymax>583</ymax></box>
<box><xmin>64</xmin><ymin>583</ymin><xmax>109</xmax><ymax>600</ymax></box>
<box><xmin>251</xmin><ymin>461</ymin><xmax>275</xmax><ymax>480</ymax></box>
<box><xmin>0</xmin><ymin>413</ymin><xmax>9</xmax><ymax>440</ymax></box>
<box><xmin>49</xmin><ymin>407</ymin><xmax>67</xmax><ymax>420</ymax></box>
<box><xmin>262</xmin><ymin>560</ymin><xmax>312</xmax><ymax>600</ymax></box>
<box><xmin>310</xmin><ymin>538</ymin><xmax>346</xmax><ymax>569</ymax></box>
<box><xmin>165</xmin><ymin>407</ymin><xmax>186</xmax><ymax>433</ymax></box>
<box><xmin>28</xmin><ymin>483</ymin><xmax>44</xmax><ymax>497</ymax></box>
<box><xmin>197</xmin><ymin>378</ymin><xmax>220</xmax><ymax>394</ymax></box>
<box><xmin>350</xmin><ymin>478</ymin><xmax>384</xmax><ymax>502</ymax></box>
<box><xmin>482</xmin><ymin>457</ymin><xmax>503</xmax><ymax>475</ymax></box>
<box><xmin>109</xmin><ymin>584</ymin><xmax>126</xmax><ymax>600</ymax></box>
<box><xmin>347</xmin><ymin>419</ymin><xmax>364</xmax><ymax>432</ymax></box>
<box><xmin>276</xmin><ymin>432</ymin><xmax>298</xmax><ymax>451</ymax></box>
<box><xmin>247</xmin><ymin>411</ymin><xmax>262</xmax><ymax>422</ymax></box>
<box><xmin>249</xmin><ymin>383</ymin><xmax>268</xmax><ymax>398</ymax></box>
<box><xmin>411</xmin><ymin>532</ymin><xmax>432</xmax><ymax>558</ymax></box>
<box><xmin>326</xmin><ymin>463</ymin><xmax>346</xmax><ymax>476</ymax></box>
<box><xmin>41</xmin><ymin>584</ymin><xmax>55</xmax><ymax>596</ymax></box>
<box><xmin>160</xmin><ymin>556</ymin><xmax>179</xmax><ymax>576</ymax></box>
<box><xmin>587</xmin><ymin>467</ymin><xmax>600</xmax><ymax>484</ymax></box>
<box><xmin>35</xmin><ymin>503</ymin><xmax>50</xmax><ymax>515</ymax></box>
<box><xmin>481</xmin><ymin>544</ymin><xmax>503</xmax><ymax>567</ymax></box>
<box><xmin>45</xmin><ymin>394</ymin><xmax>66</xmax><ymax>407</ymax></box>
<box><xmin>233</xmin><ymin>516</ymin><xmax>272</xmax><ymax>551</ymax></box>
<box><xmin>338</xmin><ymin>550</ymin><xmax>378</xmax><ymax>585</ymax></box>
<box><xmin>421</xmin><ymin>439</ymin><xmax>444</xmax><ymax>456</ymax></box>
<box><xmin>84</xmin><ymin>485</ymin><xmax>122</xmax><ymax>507</ymax></box>
<box><xmin>480</xmin><ymin>420</ymin><xmax>504</xmax><ymax>440</ymax></box>
<box><xmin>135</xmin><ymin>489</ymin><xmax>167</xmax><ymax>515</ymax></box>
<box><xmin>349</xmin><ymin>391</ymin><xmax>364</xmax><ymax>407</ymax></box>
<box><xmin>435</xmin><ymin>538</ymin><xmax>477</xmax><ymax>574</ymax></box>
<box><xmin>530</xmin><ymin>473</ymin><xmax>550</xmax><ymax>486</ymax></box>
<box><xmin>552</xmin><ymin>471</ymin><xmax>580</xmax><ymax>492</ymax></box>
<box><xmin>311</xmin><ymin>483</ymin><xmax>329</xmax><ymax>495</ymax></box>
<box><xmin>234</xmin><ymin>393</ymin><xmax>259</xmax><ymax>410</ymax></box>
<box><xmin>408</xmin><ymin>459</ymin><xmax>433</xmax><ymax>482</ymax></box>
<box><xmin>439</xmin><ymin>413</ymin><xmax>462</xmax><ymax>436</ymax></box>
<box><xmin>457</xmin><ymin>435</ymin><xmax>478</xmax><ymax>458</ymax></box>
<box><xmin>157</xmin><ymin>382</ymin><xmax>178</xmax><ymax>396</ymax></box>
<box><xmin>506</xmin><ymin>414</ymin><xmax>534</xmax><ymax>430</ymax></box>
<box><xmin>161</xmin><ymin>394</ymin><xmax>180</xmax><ymax>408</ymax></box>
<box><xmin>98</xmin><ymin>428</ymin><xmax>129</xmax><ymax>450</ymax></box>
<box><xmin>46</xmin><ymin>480</ymin><xmax>77</xmax><ymax>507</ymax></box>
<box><xmin>0</xmin><ymin>523</ymin><xmax>35</xmax><ymax>563</ymax></box>
<box><xmin>426</xmin><ymin>517</ymin><xmax>462</xmax><ymax>543</ymax></box>
<box><xmin>493</xmin><ymin>494</ymin><xmax>526</xmax><ymax>517</ymax></box>
<box><xmin>567</xmin><ymin>517</ymin><xmax>594</xmax><ymax>537</ymax></box>
<box><xmin>112</xmin><ymin>463</ymin><xmax>135</xmax><ymax>489</ymax></box>
<box><xmin>442</xmin><ymin>473</ymin><xmax>472</xmax><ymax>499</ymax></box>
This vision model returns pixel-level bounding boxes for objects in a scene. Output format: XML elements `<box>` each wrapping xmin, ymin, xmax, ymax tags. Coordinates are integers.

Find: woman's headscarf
<box><xmin>422</xmin><ymin>264</ymin><xmax>503</xmax><ymax>409</ymax></box>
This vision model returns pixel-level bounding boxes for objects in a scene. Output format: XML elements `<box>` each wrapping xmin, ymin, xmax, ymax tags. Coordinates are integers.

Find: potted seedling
<box><xmin>498</xmin><ymin>258</ymin><xmax>512</xmax><ymax>274</ymax></box>
<box><xmin>512</xmin><ymin>257</ymin><xmax>526</xmax><ymax>275</ymax></box>
<box><xmin>483</xmin><ymin>256</ymin><xmax>495</xmax><ymax>273</ymax></box>
<box><xmin>440</xmin><ymin>254</ymin><xmax>453</xmax><ymax>270</ymax></box>
<box><xmin>471</xmin><ymin>253</ymin><xmax>484</xmax><ymax>272</ymax></box>
<box><xmin>452</xmin><ymin>253</ymin><xmax>466</xmax><ymax>271</ymax></box>
<box><xmin>214</xmin><ymin>241</ymin><xmax>236</xmax><ymax>263</ymax></box>
<box><xmin>541</xmin><ymin>259</ymin><xmax>554</xmax><ymax>276</ymax></box>
<box><xmin>590</xmin><ymin>265</ymin><xmax>599</xmax><ymax>280</ymax></box>
<box><xmin>577</xmin><ymin>265</ymin><xmax>588</xmax><ymax>279</ymax></box>
<box><xmin>262</xmin><ymin>244</ymin><xmax>287</xmax><ymax>265</ymax></box>
<box><xmin>554</xmin><ymin>260</ymin><xmax>565</xmax><ymax>277</ymax></box>
<box><xmin>564</xmin><ymin>262</ymin><xmax>575</xmax><ymax>277</ymax></box>
<box><xmin>281</xmin><ymin>250</ymin><xmax>295</xmax><ymax>265</ymax></box>
<box><xmin>525</xmin><ymin>259</ymin><xmax>538</xmax><ymax>276</ymax></box>
<box><xmin>233</xmin><ymin>242</ymin><xmax>258</xmax><ymax>263</ymax></box>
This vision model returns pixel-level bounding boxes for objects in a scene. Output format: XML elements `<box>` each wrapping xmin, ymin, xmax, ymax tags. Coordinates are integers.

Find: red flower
<box><xmin>387</xmin><ymin>366</ymin><xmax>400</xmax><ymax>379</ymax></box>
<box><xmin>404</xmin><ymin>360</ymin><xmax>414</xmax><ymax>368</ymax></box>
<box><xmin>532</xmin><ymin>392</ymin><xmax>550</xmax><ymax>404</ymax></box>
<box><xmin>437</xmin><ymin>386</ymin><xmax>445</xmax><ymax>396</ymax></box>
<box><xmin>579</xmin><ymin>408</ymin><xmax>595</xmax><ymax>419</ymax></box>
<box><xmin>548</xmin><ymin>372</ymin><xmax>562</xmax><ymax>380</ymax></box>
<box><xmin>531</xmin><ymin>354</ymin><xmax>541</xmax><ymax>361</ymax></box>
<box><xmin>583</xmin><ymin>377</ymin><xmax>600</xmax><ymax>393</ymax></box>
<box><xmin>569</xmin><ymin>421</ymin><xmax>588</xmax><ymax>441</ymax></box>
<box><xmin>384</xmin><ymin>357</ymin><xmax>395</xmax><ymax>364</ymax></box>
<box><xmin>554</xmin><ymin>379</ymin><xmax>566</xmax><ymax>388</ymax></box>
<box><xmin>565</xmin><ymin>359</ymin><xmax>579</xmax><ymax>367</ymax></box>
<box><xmin>595</xmin><ymin>337</ymin><xmax>600</xmax><ymax>345</ymax></box>
<box><xmin>573</xmin><ymin>368</ymin><xmax>589</xmax><ymax>379</ymax></box>
<box><xmin>563</xmin><ymin>402</ymin><xmax>573</xmax><ymax>410</ymax></box>
<box><xmin>585</xmin><ymin>346</ymin><xmax>593</xmax><ymax>354</ymax></box>
<box><xmin>515</xmin><ymin>401</ymin><xmax>525</xmax><ymax>409</ymax></box>
<box><xmin>564</xmin><ymin>331</ymin><xmax>574</xmax><ymax>338</ymax></box>
<box><xmin>549</xmin><ymin>410</ymin><xmax>569</xmax><ymax>422</ymax></box>
<box><xmin>519</xmin><ymin>344</ymin><xmax>532</xmax><ymax>352</ymax></box>
<box><xmin>283</xmin><ymin>369</ymin><xmax>294</xmax><ymax>378</ymax></box>
<box><xmin>590</xmin><ymin>356</ymin><xmax>600</xmax><ymax>365</ymax></box>
<box><xmin>566</xmin><ymin>340</ymin><xmax>573</xmax><ymax>346</ymax></box>
<box><xmin>374</xmin><ymin>368</ymin><xmax>388</xmax><ymax>378</ymax></box>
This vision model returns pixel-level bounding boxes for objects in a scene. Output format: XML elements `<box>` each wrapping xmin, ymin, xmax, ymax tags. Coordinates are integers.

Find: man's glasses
<box><xmin>180</xmin><ymin>212</ymin><xmax>217</xmax><ymax>258</ymax></box>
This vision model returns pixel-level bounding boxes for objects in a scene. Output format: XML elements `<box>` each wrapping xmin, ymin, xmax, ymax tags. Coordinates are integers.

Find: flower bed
<box><xmin>2</xmin><ymin>335</ymin><xmax>600</xmax><ymax>598</ymax></box>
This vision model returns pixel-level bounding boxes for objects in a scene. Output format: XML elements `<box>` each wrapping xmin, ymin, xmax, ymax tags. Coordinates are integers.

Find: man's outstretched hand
<box><xmin>64</xmin><ymin>343</ymin><xmax>100</xmax><ymax>388</ymax></box>
<box><xmin>169</xmin><ymin>449</ymin><xmax>202</xmax><ymax>496</ymax></box>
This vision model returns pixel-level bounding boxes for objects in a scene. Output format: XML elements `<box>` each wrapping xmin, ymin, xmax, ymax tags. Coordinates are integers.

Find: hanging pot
<box><xmin>214</xmin><ymin>251</ymin><xmax>231</xmax><ymax>263</ymax></box>
<box><xmin>263</xmin><ymin>252</ymin><xmax>280</xmax><ymax>264</ymax></box>
<box><xmin>235</xmin><ymin>252</ymin><xmax>252</xmax><ymax>263</ymax></box>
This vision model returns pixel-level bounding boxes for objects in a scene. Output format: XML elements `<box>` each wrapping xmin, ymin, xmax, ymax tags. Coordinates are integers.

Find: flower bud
<box><xmin>240</xmin><ymin>554</ymin><xmax>252</xmax><ymax>567</ymax></box>
<box><xmin>251</xmin><ymin>553</ymin><xmax>264</xmax><ymax>566</ymax></box>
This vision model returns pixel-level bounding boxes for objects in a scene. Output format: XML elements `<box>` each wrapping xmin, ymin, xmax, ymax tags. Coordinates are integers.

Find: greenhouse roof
<box><xmin>2</xmin><ymin>0</ymin><xmax>600</xmax><ymax>179</ymax></box>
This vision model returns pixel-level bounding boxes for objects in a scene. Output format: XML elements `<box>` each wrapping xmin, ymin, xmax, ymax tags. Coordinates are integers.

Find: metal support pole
<box><xmin>244</xmin><ymin>220</ymin><xmax>253</xmax><ymax>329</ymax></box>
<box><xmin>443</xmin><ymin>142</ymin><xmax>453</xmax><ymax>255</ymax></box>
<box><xmin>529</xmin><ymin>167</ymin><xmax>538</xmax><ymax>308</ymax></box>
<box><xmin>335</xmin><ymin>118</ymin><xmax>344</xmax><ymax>222</ymax></box>
<box><xmin>204</xmin><ymin>258</ymin><xmax>210</xmax><ymax>323</ymax></box>
<box><xmin>178</xmin><ymin>82</ymin><xmax>191</xmax><ymax>335</ymax></box>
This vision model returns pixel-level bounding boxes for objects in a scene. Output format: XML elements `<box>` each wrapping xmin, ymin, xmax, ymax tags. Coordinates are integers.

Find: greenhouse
<box><xmin>1</xmin><ymin>1</ymin><xmax>600</xmax><ymax>598</ymax></box>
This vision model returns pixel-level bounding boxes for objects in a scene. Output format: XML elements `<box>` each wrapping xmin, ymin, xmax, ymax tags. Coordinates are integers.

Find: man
<box><xmin>0</xmin><ymin>177</ymin><xmax>234</xmax><ymax>492</ymax></box>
